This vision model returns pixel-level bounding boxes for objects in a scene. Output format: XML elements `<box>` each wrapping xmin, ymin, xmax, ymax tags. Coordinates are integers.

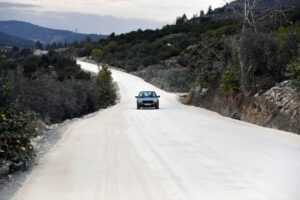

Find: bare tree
<box><xmin>222</xmin><ymin>0</ymin><xmax>289</xmax><ymax>92</ymax></box>
<box><xmin>223</xmin><ymin>0</ymin><xmax>289</xmax><ymax>32</ymax></box>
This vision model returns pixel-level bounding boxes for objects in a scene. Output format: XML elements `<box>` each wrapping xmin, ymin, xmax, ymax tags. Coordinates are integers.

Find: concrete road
<box><xmin>13</xmin><ymin>61</ymin><xmax>300</xmax><ymax>200</ymax></box>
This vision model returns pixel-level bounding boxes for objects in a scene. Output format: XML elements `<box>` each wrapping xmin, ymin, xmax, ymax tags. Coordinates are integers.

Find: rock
<box><xmin>188</xmin><ymin>80</ymin><xmax>300</xmax><ymax>134</ymax></box>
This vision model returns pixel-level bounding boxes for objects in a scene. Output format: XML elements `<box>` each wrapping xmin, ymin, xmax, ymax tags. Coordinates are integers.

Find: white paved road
<box><xmin>13</xmin><ymin>61</ymin><xmax>300</xmax><ymax>200</ymax></box>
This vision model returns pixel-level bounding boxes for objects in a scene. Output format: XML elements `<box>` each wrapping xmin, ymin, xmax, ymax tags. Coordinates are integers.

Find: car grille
<box><xmin>142</xmin><ymin>100</ymin><xmax>154</xmax><ymax>104</ymax></box>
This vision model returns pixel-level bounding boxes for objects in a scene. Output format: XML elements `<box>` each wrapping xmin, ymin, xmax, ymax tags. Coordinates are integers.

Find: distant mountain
<box><xmin>0</xmin><ymin>20</ymin><xmax>107</xmax><ymax>45</ymax></box>
<box><xmin>0</xmin><ymin>31</ymin><xmax>34</xmax><ymax>48</ymax></box>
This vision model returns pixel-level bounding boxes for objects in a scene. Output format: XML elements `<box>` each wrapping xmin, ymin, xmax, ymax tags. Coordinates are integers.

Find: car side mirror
<box><xmin>135</xmin><ymin>96</ymin><xmax>138</xmax><ymax>98</ymax></box>
<box><xmin>157</xmin><ymin>95</ymin><xmax>160</xmax><ymax>98</ymax></box>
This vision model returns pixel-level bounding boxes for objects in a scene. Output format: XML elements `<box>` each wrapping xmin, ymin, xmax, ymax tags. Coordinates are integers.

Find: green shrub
<box><xmin>10</xmin><ymin>71</ymin><xmax>110</xmax><ymax>123</ymax></box>
<box><xmin>276</xmin><ymin>26</ymin><xmax>300</xmax><ymax>67</ymax></box>
<box><xmin>276</xmin><ymin>26</ymin><xmax>300</xmax><ymax>48</ymax></box>
<box><xmin>0</xmin><ymin>78</ymin><xmax>36</xmax><ymax>170</ymax></box>
<box><xmin>22</xmin><ymin>56</ymin><xmax>40</xmax><ymax>76</ymax></box>
<box><xmin>166</xmin><ymin>68</ymin><xmax>194</xmax><ymax>92</ymax></box>
<box><xmin>206</xmin><ymin>24</ymin><xmax>240</xmax><ymax>38</ymax></box>
<box><xmin>240</xmin><ymin>31</ymin><xmax>279</xmax><ymax>89</ymax></box>
<box><xmin>92</xmin><ymin>48</ymin><xmax>103</xmax><ymax>62</ymax></box>
<box><xmin>220</xmin><ymin>65</ymin><xmax>240</xmax><ymax>91</ymax></box>
<box><xmin>97</xmin><ymin>65</ymin><xmax>117</xmax><ymax>107</ymax></box>
<box><xmin>287</xmin><ymin>59</ymin><xmax>300</xmax><ymax>89</ymax></box>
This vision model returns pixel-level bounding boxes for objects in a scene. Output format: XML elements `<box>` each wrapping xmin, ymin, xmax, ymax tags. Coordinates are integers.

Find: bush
<box><xmin>288</xmin><ymin>59</ymin><xmax>300</xmax><ymax>89</ymax></box>
<box><xmin>276</xmin><ymin>26</ymin><xmax>300</xmax><ymax>67</ymax></box>
<box><xmin>10</xmin><ymin>70</ymin><xmax>111</xmax><ymax>123</ymax></box>
<box><xmin>220</xmin><ymin>64</ymin><xmax>240</xmax><ymax>91</ymax></box>
<box><xmin>97</xmin><ymin>65</ymin><xmax>117</xmax><ymax>107</ymax></box>
<box><xmin>166</xmin><ymin>68</ymin><xmax>194</xmax><ymax>92</ymax></box>
<box><xmin>92</xmin><ymin>48</ymin><xmax>103</xmax><ymax>62</ymax></box>
<box><xmin>0</xmin><ymin>78</ymin><xmax>36</xmax><ymax>170</ymax></box>
<box><xmin>240</xmin><ymin>31</ymin><xmax>279</xmax><ymax>90</ymax></box>
<box><xmin>22</xmin><ymin>56</ymin><xmax>40</xmax><ymax>76</ymax></box>
<box><xmin>206</xmin><ymin>24</ymin><xmax>241</xmax><ymax>38</ymax></box>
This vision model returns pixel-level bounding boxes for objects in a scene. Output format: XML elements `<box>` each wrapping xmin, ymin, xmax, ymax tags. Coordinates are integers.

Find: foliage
<box><xmin>0</xmin><ymin>78</ymin><xmax>36</xmax><ymax>170</ymax></box>
<box><xmin>96</xmin><ymin>65</ymin><xmax>117</xmax><ymax>107</ymax></box>
<box><xmin>70</xmin><ymin>14</ymin><xmax>239</xmax><ymax>73</ymax></box>
<box><xmin>66</xmin><ymin>5</ymin><xmax>300</xmax><ymax>95</ymax></box>
<box><xmin>10</xmin><ymin>72</ymin><xmax>95</xmax><ymax>123</ymax></box>
<box><xmin>0</xmin><ymin>32</ymin><xmax>118</xmax><ymax>174</ymax></box>
<box><xmin>240</xmin><ymin>31</ymin><xmax>279</xmax><ymax>90</ymax></box>
<box><xmin>91</xmin><ymin>48</ymin><xmax>103</xmax><ymax>62</ymax></box>
<box><xmin>165</xmin><ymin>68</ymin><xmax>195</xmax><ymax>92</ymax></box>
<box><xmin>35</xmin><ymin>40</ymin><xmax>43</xmax><ymax>50</ymax></box>
<box><xmin>276</xmin><ymin>26</ymin><xmax>300</xmax><ymax>67</ymax></box>
<box><xmin>19</xmin><ymin>51</ymin><xmax>92</xmax><ymax>81</ymax></box>
<box><xmin>207</xmin><ymin>6</ymin><xmax>213</xmax><ymax>15</ymax></box>
<box><xmin>23</xmin><ymin>55</ymin><xmax>40</xmax><ymax>76</ymax></box>
<box><xmin>176</xmin><ymin>14</ymin><xmax>188</xmax><ymax>25</ymax></box>
<box><xmin>206</xmin><ymin>24</ymin><xmax>241</xmax><ymax>38</ymax></box>
<box><xmin>0</xmin><ymin>50</ymin><xmax>117</xmax><ymax>124</ymax></box>
<box><xmin>286</xmin><ymin>6</ymin><xmax>300</xmax><ymax>23</ymax></box>
<box><xmin>220</xmin><ymin>64</ymin><xmax>240</xmax><ymax>91</ymax></box>
<box><xmin>287</xmin><ymin>59</ymin><xmax>300</xmax><ymax>89</ymax></box>
<box><xmin>275</xmin><ymin>26</ymin><xmax>300</xmax><ymax>47</ymax></box>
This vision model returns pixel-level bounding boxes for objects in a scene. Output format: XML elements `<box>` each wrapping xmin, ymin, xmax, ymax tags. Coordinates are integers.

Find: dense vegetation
<box><xmin>72</xmin><ymin>2</ymin><xmax>300</xmax><ymax>93</ymax></box>
<box><xmin>0</xmin><ymin>78</ymin><xmax>36</xmax><ymax>171</ymax></box>
<box><xmin>0</xmin><ymin>48</ymin><xmax>116</xmax><ymax>170</ymax></box>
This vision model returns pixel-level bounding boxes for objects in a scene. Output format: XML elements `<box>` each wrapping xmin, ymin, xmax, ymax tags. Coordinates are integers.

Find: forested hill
<box><xmin>0</xmin><ymin>31</ymin><xmax>34</xmax><ymax>48</ymax></box>
<box><xmin>68</xmin><ymin>0</ymin><xmax>300</xmax><ymax>134</ymax></box>
<box><xmin>0</xmin><ymin>20</ymin><xmax>107</xmax><ymax>45</ymax></box>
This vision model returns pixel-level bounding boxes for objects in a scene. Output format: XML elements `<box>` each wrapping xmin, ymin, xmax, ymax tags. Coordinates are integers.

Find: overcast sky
<box><xmin>0</xmin><ymin>0</ymin><xmax>227</xmax><ymax>34</ymax></box>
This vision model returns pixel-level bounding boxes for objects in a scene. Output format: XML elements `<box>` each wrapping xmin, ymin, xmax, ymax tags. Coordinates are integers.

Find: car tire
<box><xmin>137</xmin><ymin>105</ymin><xmax>140</xmax><ymax>110</ymax></box>
<box><xmin>155</xmin><ymin>103</ymin><xmax>159</xmax><ymax>109</ymax></box>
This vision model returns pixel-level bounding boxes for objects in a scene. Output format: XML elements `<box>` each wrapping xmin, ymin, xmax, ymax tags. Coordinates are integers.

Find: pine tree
<box><xmin>35</xmin><ymin>40</ymin><xmax>43</xmax><ymax>50</ymax></box>
<box><xmin>200</xmin><ymin>10</ymin><xmax>205</xmax><ymax>17</ymax></box>
<box><xmin>207</xmin><ymin>6</ymin><xmax>213</xmax><ymax>15</ymax></box>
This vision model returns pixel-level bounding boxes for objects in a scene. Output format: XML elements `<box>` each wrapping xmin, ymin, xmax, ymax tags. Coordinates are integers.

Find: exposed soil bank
<box><xmin>184</xmin><ymin>81</ymin><xmax>300</xmax><ymax>134</ymax></box>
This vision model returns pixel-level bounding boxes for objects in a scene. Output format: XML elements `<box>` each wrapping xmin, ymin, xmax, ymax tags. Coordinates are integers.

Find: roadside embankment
<box><xmin>183</xmin><ymin>81</ymin><xmax>300</xmax><ymax>134</ymax></box>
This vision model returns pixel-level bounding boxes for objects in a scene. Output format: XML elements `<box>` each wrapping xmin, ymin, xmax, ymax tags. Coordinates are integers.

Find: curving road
<box><xmin>13</xmin><ymin>61</ymin><xmax>300</xmax><ymax>200</ymax></box>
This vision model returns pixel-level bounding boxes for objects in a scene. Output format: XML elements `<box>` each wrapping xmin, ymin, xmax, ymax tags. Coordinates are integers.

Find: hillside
<box><xmin>0</xmin><ymin>31</ymin><xmax>34</xmax><ymax>48</ymax></box>
<box><xmin>0</xmin><ymin>20</ymin><xmax>107</xmax><ymax>45</ymax></box>
<box><xmin>71</xmin><ymin>1</ymin><xmax>300</xmax><ymax>134</ymax></box>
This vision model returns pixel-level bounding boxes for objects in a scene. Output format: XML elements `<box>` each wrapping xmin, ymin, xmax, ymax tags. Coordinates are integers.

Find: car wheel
<box><xmin>155</xmin><ymin>103</ymin><xmax>159</xmax><ymax>109</ymax></box>
<box><xmin>137</xmin><ymin>105</ymin><xmax>140</xmax><ymax>110</ymax></box>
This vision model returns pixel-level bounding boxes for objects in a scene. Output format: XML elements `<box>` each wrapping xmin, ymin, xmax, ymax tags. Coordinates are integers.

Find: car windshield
<box><xmin>139</xmin><ymin>91</ymin><xmax>156</xmax><ymax>97</ymax></box>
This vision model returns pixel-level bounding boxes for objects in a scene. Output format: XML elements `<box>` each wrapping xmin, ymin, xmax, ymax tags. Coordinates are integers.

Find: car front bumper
<box><xmin>137</xmin><ymin>101</ymin><xmax>158</xmax><ymax>107</ymax></box>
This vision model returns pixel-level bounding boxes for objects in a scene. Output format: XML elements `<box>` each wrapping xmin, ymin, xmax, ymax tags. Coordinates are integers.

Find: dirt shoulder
<box><xmin>0</xmin><ymin>120</ymin><xmax>70</xmax><ymax>200</ymax></box>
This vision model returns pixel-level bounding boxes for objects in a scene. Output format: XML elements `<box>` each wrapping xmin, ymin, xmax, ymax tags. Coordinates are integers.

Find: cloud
<box><xmin>0</xmin><ymin>0</ymin><xmax>227</xmax><ymax>33</ymax></box>
<box><xmin>0</xmin><ymin>9</ymin><xmax>166</xmax><ymax>34</ymax></box>
<box><xmin>0</xmin><ymin>0</ymin><xmax>226</xmax><ymax>22</ymax></box>
<box><xmin>0</xmin><ymin>2</ymin><xmax>40</xmax><ymax>9</ymax></box>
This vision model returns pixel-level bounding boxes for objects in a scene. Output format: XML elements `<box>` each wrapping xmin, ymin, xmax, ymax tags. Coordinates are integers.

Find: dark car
<box><xmin>135</xmin><ymin>91</ymin><xmax>160</xmax><ymax>109</ymax></box>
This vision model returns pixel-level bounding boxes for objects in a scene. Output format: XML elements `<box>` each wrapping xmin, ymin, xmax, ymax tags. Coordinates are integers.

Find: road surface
<box><xmin>13</xmin><ymin>61</ymin><xmax>300</xmax><ymax>200</ymax></box>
